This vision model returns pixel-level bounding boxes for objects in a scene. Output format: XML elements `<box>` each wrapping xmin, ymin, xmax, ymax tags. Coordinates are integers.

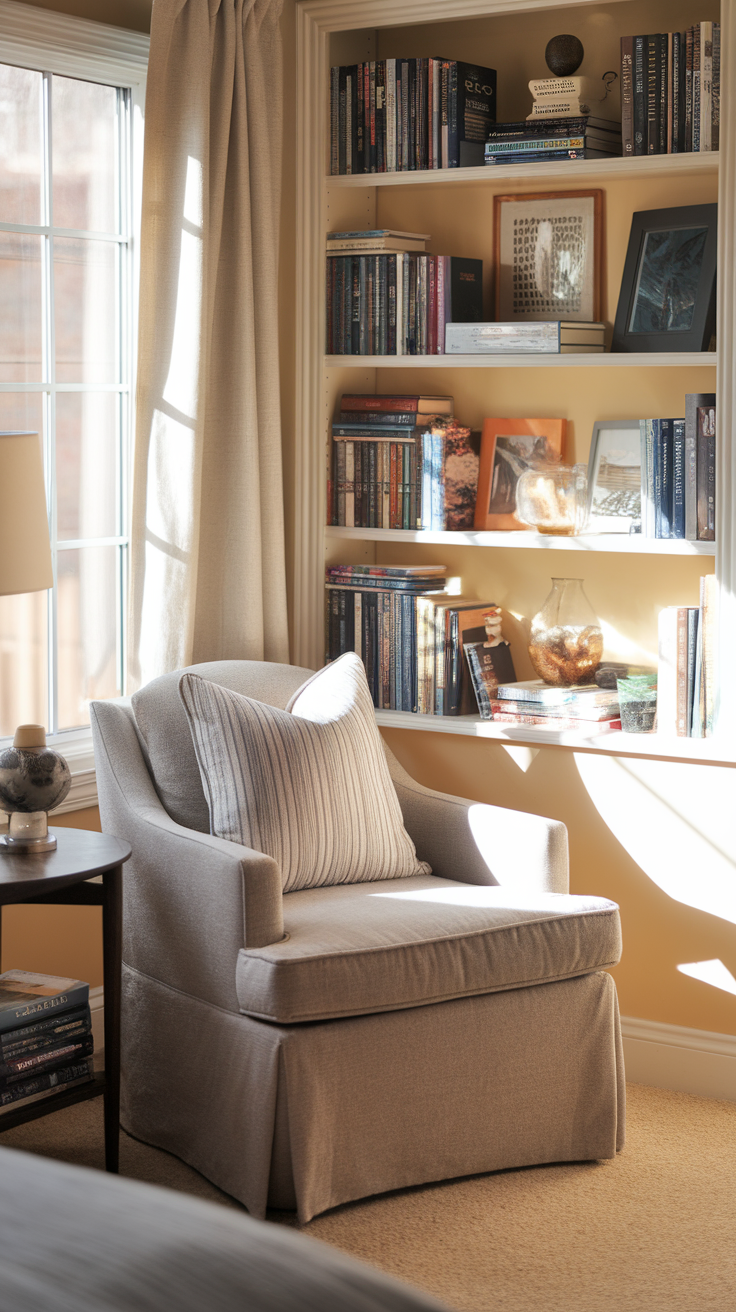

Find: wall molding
<box><xmin>0</xmin><ymin>0</ymin><xmax>149</xmax><ymax>85</ymax></box>
<box><xmin>622</xmin><ymin>1014</ymin><xmax>736</xmax><ymax>1102</ymax></box>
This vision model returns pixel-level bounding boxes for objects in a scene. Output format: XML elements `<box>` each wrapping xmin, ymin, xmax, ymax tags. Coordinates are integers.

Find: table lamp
<box><xmin>0</xmin><ymin>432</ymin><xmax>71</xmax><ymax>852</ymax></box>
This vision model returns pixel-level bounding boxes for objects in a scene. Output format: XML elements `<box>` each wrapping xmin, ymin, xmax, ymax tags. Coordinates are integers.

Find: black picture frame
<box><xmin>612</xmin><ymin>204</ymin><xmax>717</xmax><ymax>353</ymax></box>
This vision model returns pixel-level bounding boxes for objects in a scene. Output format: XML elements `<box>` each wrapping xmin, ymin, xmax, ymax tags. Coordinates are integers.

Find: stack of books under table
<box><xmin>489</xmin><ymin>680</ymin><xmax>622</xmax><ymax>733</ymax></box>
<box><xmin>0</xmin><ymin>970</ymin><xmax>94</xmax><ymax>1112</ymax></box>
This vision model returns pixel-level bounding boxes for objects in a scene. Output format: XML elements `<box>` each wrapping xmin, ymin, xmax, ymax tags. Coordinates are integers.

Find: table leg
<box><xmin>102</xmin><ymin>863</ymin><xmax>123</xmax><ymax>1173</ymax></box>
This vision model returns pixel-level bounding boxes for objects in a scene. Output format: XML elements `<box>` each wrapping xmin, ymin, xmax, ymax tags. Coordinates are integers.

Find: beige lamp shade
<box><xmin>0</xmin><ymin>432</ymin><xmax>53</xmax><ymax>596</ymax></box>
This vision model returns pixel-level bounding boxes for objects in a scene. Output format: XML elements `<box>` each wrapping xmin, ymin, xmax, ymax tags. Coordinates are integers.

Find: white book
<box><xmin>657</xmin><ymin>607</ymin><xmax>679</xmax><ymax>737</ymax></box>
<box><xmin>527</xmin><ymin>99</ymin><xmax>617</xmax><ymax>121</ymax></box>
<box><xmin>529</xmin><ymin>76</ymin><xmax>601</xmax><ymax>98</ymax></box>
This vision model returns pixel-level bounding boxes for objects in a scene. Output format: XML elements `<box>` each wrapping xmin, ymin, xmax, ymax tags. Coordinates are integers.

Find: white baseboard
<box><xmin>621</xmin><ymin>1015</ymin><xmax>736</xmax><ymax>1102</ymax></box>
<box><xmin>89</xmin><ymin>985</ymin><xmax>104</xmax><ymax>1055</ymax></box>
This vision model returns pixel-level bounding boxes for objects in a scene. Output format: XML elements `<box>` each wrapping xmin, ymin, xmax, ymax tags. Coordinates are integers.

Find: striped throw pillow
<box><xmin>179</xmin><ymin>653</ymin><xmax>430</xmax><ymax>892</ymax></box>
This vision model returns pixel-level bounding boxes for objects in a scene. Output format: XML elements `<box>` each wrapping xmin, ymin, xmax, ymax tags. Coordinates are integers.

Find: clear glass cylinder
<box><xmin>515</xmin><ymin>464</ymin><xmax>588</xmax><ymax>535</ymax></box>
<box><xmin>528</xmin><ymin>578</ymin><xmax>604</xmax><ymax>686</ymax></box>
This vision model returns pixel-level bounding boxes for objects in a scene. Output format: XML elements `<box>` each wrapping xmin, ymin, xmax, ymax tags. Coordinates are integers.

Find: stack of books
<box><xmin>445</xmin><ymin>321</ymin><xmax>605</xmax><ymax>354</ymax></box>
<box><xmin>489</xmin><ymin>680</ymin><xmax>622</xmax><ymax>733</ymax></box>
<box><xmin>484</xmin><ymin>115</ymin><xmax>622</xmax><ymax>165</ymax></box>
<box><xmin>329</xmin><ymin>59</ymin><xmax>496</xmax><ymax>174</ymax></box>
<box><xmin>326</xmin><ymin>566</ymin><xmax>506</xmax><ymax>715</ymax></box>
<box><xmin>329</xmin><ymin>394</ymin><xmax>480</xmax><ymax>532</ymax></box>
<box><xmin>621</xmin><ymin>25</ymin><xmax>720</xmax><ymax>155</ymax></box>
<box><xmin>658</xmin><ymin>575</ymin><xmax>717</xmax><ymax>737</ymax></box>
<box><xmin>640</xmin><ymin>394</ymin><xmax>715</xmax><ymax>540</ymax></box>
<box><xmin>0</xmin><ymin>970</ymin><xmax>94</xmax><ymax>1112</ymax></box>
<box><xmin>326</xmin><ymin>234</ymin><xmax>482</xmax><ymax>355</ymax></box>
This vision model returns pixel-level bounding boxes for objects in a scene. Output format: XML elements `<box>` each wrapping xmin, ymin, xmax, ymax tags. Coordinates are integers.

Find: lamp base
<box><xmin>0</xmin><ymin>810</ymin><xmax>56</xmax><ymax>853</ymax></box>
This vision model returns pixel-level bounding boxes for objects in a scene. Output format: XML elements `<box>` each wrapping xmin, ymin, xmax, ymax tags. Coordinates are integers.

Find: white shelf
<box><xmin>325</xmin><ymin>526</ymin><xmax>716</xmax><ymax>555</ymax></box>
<box><xmin>325</xmin><ymin>352</ymin><xmax>717</xmax><ymax>369</ymax></box>
<box><xmin>375</xmin><ymin>709</ymin><xmax>736</xmax><ymax>768</ymax></box>
<box><xmin>325</xmin><ymin>151</ymin><xmax>719</xmax><ymax>190</ymax></box>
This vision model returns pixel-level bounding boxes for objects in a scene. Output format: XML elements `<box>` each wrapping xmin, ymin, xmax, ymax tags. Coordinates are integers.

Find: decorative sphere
<box><xmin>0</xmin><ymin>746</ymin><xmax>72</xmax><ymax>815</ymax></box>
<box><xmin>545</xmin><ymin>35</ymin><xmax>584</xmax><ymax>77</ymax></box>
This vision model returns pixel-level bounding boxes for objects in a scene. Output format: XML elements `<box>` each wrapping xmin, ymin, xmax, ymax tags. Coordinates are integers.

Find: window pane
<box><xmin>52</xmin><ymin>75</ymin><xmax>117</xmax><ymax>234</ymax></box>
<box><xmin>0</xmin><ymin>591</ymin><xmax>48</xmax><ymax>736</ymax></box>
<box><xmin>0</xmin><ymin>64</ymin><xmax>42</xmax><ymax>225</ymax></box>
<box><xmin>57</xmin><ymin>545</ymin><xmax>121</xmax><ymax>729</ymax></box>
<box><xmin>0</xmin><ymin>391</ymin><xmax>43</xmax><ymax>436</ymax></box>
<box><xmin>56</xmin><ymin>392</ymin><xmax>118</xmax><ymax>540</ymax></box>
<box><xmin>54</xmin><ymin>237</ymin><xmax>117</xmax><ymax>383</ymax></box>
<box><xmin>0</xmin><ymin>233</ymin><xmax>43</xmax><ymax>382</ymax></box>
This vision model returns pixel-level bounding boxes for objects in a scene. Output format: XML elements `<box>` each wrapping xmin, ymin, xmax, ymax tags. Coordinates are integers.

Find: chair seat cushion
<box><xmin>236</xmin><ymin>875</ymin><xmax>622</xmax><ymax>1023</ymax></box>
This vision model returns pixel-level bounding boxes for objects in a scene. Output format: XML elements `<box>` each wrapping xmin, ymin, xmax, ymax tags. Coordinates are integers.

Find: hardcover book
<box><xmin>464</xmin><ymin>638</ymin><xmax>516</xmax><ymax>718</ymax></box>
<box><xmin>0</xmin><ymin>972</ymin><xmax>90</xmax><ymax>1036</ymax></box>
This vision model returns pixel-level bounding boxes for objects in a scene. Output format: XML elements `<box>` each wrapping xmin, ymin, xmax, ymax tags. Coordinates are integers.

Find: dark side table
<box><xmin>0</xmin><ymin>827</ymin><xmax>131</xmax><ymax>1171</ymax></box>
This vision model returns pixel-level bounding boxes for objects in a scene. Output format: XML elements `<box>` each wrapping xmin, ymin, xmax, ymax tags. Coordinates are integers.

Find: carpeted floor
<box><xmin>1</xmin><ymin>1083</ymin><xmax>734</xmax><ymax>1311</ymax></box>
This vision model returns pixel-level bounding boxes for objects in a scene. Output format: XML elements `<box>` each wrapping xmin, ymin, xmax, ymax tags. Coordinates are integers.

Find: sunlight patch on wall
<box><xmin>501</xmin><ymin>745</ymin><xmax>539</xmax><ymax>773</ymax></box>
<box><xmin>575</xmin><ymin>752</ymin><xmax>736</xmax><ymax>926</ymax></box>
<box><xmin>677</xmin><ymin>959</ymin><xmax>736</xmax><ymax>996</ymax></box>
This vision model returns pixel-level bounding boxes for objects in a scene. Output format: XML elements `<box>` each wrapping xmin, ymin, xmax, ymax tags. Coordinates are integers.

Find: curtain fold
<box><xmin>129</xmin><ymin>0</ymin><xmax>289</xmax><ymax>689</ymax></box>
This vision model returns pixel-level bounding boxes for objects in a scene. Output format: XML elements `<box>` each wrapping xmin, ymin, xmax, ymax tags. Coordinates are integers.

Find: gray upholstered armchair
<box><xmin>91</xmin><ymin>659</ymin><xmax>624</xmax><ymax>1224</ymax></box>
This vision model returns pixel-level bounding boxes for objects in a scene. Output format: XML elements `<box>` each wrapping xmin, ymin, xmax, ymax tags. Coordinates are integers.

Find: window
<box><xmin>0</xmin><ymin>4</ymin><xmax>147</xmax><ymax>790</ymax></box>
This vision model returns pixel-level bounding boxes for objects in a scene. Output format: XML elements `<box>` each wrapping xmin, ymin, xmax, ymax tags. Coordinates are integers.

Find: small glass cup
<box><xmin>515</xmin><ymin>464</ymin><xmax>589</xmax><ymax>536</ymax></box>
<box><xmin>616</xmin><ymin>674</ymin><xmax>658</xmax><ymax>734</ymax></box>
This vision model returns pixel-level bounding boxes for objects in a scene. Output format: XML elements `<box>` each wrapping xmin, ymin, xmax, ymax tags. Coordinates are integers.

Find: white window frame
<box><xmin>0</xmin><ymin>0</ymin><xmax>148</xmax><ymax>811</ymax></box>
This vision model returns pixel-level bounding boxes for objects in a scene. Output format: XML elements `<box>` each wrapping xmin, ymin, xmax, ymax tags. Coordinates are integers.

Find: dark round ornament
<box><xmin>0</xmin><ymin>746</ymin><xmax>72</xmax><ymax>814</ymax></box>
<box><xmin>545</xmin><ymin>35</ymin><xmax>584</xmax><ymax>77</ymax></box>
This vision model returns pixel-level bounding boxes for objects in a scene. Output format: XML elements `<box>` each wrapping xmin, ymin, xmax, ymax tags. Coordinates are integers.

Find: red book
<box><xmin>428</xmin><ymin>256</ymin><xmax>437</xmax><ymax>354</ymax></box>
<box><xmin>341</xmin><ymin>393</ymin><xmax>453</xmax><ymax>414</ymax></box>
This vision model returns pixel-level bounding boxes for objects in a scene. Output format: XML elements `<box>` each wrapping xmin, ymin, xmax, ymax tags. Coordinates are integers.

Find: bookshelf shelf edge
<box><xmin>324</xmin><ymin>527</ymin><xmax>717</xmax><ymax>555</ymax></box>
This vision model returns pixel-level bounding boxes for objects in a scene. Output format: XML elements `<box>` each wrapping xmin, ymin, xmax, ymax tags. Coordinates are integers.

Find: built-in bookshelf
<box><xmin>295</xmin><ymin>0</ymin><xmax>732</xmax><ymax>763</ymax></box>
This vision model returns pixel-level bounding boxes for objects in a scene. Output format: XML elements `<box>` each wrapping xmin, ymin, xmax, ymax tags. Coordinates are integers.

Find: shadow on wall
<box><xmin>381</xmin><ymin>727</ymin><xmax>736</xmax><ymax>1036</ymax></box>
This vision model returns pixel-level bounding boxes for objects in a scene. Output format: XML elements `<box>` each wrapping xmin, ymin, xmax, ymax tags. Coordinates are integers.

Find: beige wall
<box><xmin>6</xmin><ymin>0</ymin><xmax>736</xmax><ymax>1043</ymax></box>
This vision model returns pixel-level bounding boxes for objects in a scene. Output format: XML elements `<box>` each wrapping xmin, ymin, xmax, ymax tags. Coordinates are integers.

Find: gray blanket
<box><xmin>0</xmin><ymin>1147</ymin><xmax>451</xmax><ymax>1311</ymax></box>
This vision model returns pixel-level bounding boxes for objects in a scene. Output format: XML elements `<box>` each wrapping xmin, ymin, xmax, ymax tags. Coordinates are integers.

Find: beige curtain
<box><xmin>128</xmin><ymin>0</ymin><xmax>289</xmax><ymax>689</ymax></box>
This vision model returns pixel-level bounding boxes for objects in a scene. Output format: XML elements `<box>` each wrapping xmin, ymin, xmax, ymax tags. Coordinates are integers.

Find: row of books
<box><xmin>326</xmin><ymin>241</ymin><xmax>482</xmax><ymax>355</ymax></box>
<box><xmin>486</xmin><ymin>679</ymin><xmax>623</xmax><ymax>734</ymax></box>
<box><xmin>620</xmin><ymin>25</ymin><xmax>720</xmax><ymax>156</ymax></box>
<box><xmin>0</xmin><ymin>970</ymin><xmax>94</xmax><ymax>1111</ymax></box>
<box><xmin>484</xmin><ymin>114</ymin><xmax>622</xmax><ymax>166</ymax></box>
<box><xmin>325</xmin><ymin>565</ymin><xmax>516</xmax><ymax>715</ymax></box>
<box><xmin>639</xmin><ymin>394</ymin><xmax>715</xmax><ymax>541</ymax></box>
<box><xmin>328</xmin><ymin>396</ymin><xmax>479</xmax><ymax>532</ymax></box>
<box><xmin>329</xmin><ymin>59</ymin><xmax>496</xmax><ymax>175</ymax></box>
<box><xmin>658</xmin><ymin>575</ymin><xmax>717</xmax><ymax>737</ymax></box>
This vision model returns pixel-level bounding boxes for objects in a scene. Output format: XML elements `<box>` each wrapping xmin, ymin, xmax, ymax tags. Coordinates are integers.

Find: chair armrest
<box><xmin>91</xmin><ymin>701</ymin><xmax>284</xmax><ymax>1013</ymax></box>
<box><xmin>385</xmin><ymin>743</ymin><xmax>569</xmax><ymax>894</ymax></box>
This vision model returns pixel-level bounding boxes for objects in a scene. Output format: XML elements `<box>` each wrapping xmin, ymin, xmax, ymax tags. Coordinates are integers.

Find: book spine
<box><xmin>700</xmin><ymin>22</ymin><xmax>712</xmax><ymax>151</ymax></box>
<box><xmin>386</xmin><ymin>59</ymin><xmax>396</xmax><ymax>172</ymax></box>
<box><xmin>666</xmin><ymin>33</ymin><xmax>673</xmax><ymax>154</ymax></box>
<box><xmin>692</xmin><ymin>24</ymin><xmax>701</xmax><ymax>150</ymax></box>
<box><xmin>701</xmin><ymin>573</ymin><xmax>717</xmax><ymax>735</ymax></box>
<box><xmin>335</xmin><ymin>440</ymin><xmax>345</xmax><ymax>526</ymax></box>
<box><xmin>448</xmin><ymin>61</ymin><xmax>458</xmax><ymax>166</ymax></box>
<box><xmin>0</xmin><ymin>985</ymin><xmax>90</xmax><ymax>1036</ymax></box>
<box><xmin>712</xmin><ymin>23</ymin><xmax>720</xmax><ymax>151</ymax></box>
<box><xmin>671</xmin><ymin>31</ymin><xmax>681</xmax><ymax>152</ymax></box>
<box><xmin>658</xmin><ymin>33</ymin><xmax>668</xmax><ymax>154</ymax></box>
<box><xmin>633</xmin><ymin>35</ymin><xmax>646</xmax><ymax>155</ymax></box>
<box><xmin>356</xmin><ymin>63</ymin><xmax>365</xmax><ymax>173</ymax></box>
<box><xmin>345</xmin><ymin>441</ymin><xmax>355</xmax><ymax>528</ymax></box>
<box><xmin>376</xmin><ymin>61</ymin><xmax>386</xmax><ymax>172</ymax></box>
<box><xmin>0</xmin><ymin>1059</ymin><xmax>93</xmax><ymax>1106</ymax></box>
<box><xmin>675</xmin><ymin>606</ymin><xmax>689</xmax><ymax>735</ymax></box>
<box><xmin>432</xmin><ymin>58</ymin><xmax>441</xmax><ymax>169</ymax></box>
<box><xmin>672</xmin><ymin>418</ymin><xmax>686</xmax><ymax>538</ymax></box>
<box><xmin>659</xmin><ymin>418</ymin><xmax>673</xmax><ymax>539</ymax></box>
<box><xmin>330</xmin><ymin>66</ymin><xmax>340</xmax><ymax>175</ymax></box>
<box><xmin>0</xmin><ymin>1034</ymin><xmax>94</xmax><ymax>1085</ymax></box>
<box><xmin>652</xmin><ymin>419</ymin><xmax>663</xmax><ymax>537</ymax></box>
<box><xmin>621</xmin><ymin>36</ymin><xmax>634</xmax><ymax>155</ymax></box>
<box><xmin>697</xmin><ymin>404</ymin><xmax>716</xmax><ymax>541</ymax></box>
<box><xmin>686</xmin><ymin>607</ymin><xmax>699</xmax><ymax>736</ymax></box>
<box><xmin>646</xmin><ymin>34</ymin><xmax>658</xmax><ymax>154</ymax></box>
<box><xmin>685</xmin><ymin>28</ymin><xmax>693</xmax><ymax>152</ymax></box>
<box><xmin>346</xmin><ymin>67</ymin><xmax>355</xmax><ymax>174</ymax></box>
<box><xmin>0</xmin><ymin>1007</ymin><xmax>91</xmax><ymax>1055</ymax></box>
<box><xmin>436</xmin><ymin>255</ymin><xmax>446</xmax><ymax>353</ymax></box>
<box><xmin>338</xmin><ymin>66</ymin><xmax>347</xmax><ymax>175</ymax></box>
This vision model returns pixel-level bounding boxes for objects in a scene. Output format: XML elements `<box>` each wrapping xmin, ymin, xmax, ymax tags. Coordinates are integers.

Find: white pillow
<box><xmin>179</xmin><ymin>653</ymin><xmax>430</xmax><ymax>893</ymax></box>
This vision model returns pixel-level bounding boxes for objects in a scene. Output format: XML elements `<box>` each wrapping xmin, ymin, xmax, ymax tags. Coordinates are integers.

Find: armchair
<box><xmin>91</xmin><ymin>659</ymin><xmax>624</xmax><ymax>1224</ymax></box>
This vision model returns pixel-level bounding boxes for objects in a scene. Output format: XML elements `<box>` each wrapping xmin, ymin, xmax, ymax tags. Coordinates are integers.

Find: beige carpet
<box><xmin>1</xmin><ymin>1084</ymin><xmax>734</xmax><ymax>1312</ymax></box>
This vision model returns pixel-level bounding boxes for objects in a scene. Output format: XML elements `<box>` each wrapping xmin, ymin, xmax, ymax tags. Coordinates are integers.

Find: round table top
<box><xmin>0</xmin><ymin>827</ymin><xmax>131</xmax><ymax>901</ymax></box>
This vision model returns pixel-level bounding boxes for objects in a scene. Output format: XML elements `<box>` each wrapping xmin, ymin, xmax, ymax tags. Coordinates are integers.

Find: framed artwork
<box><xmin>493</xmin><ymin>190</ymin><xmax>602</xmax><ymax>323</ymax></box>
<box><xmin>612</xmin><ymin>203</ymin><xmax>717</xmax><ymax>353</ymax></box>
<box><xmin>475</xmin><ymin>417</ymin><xmax>567</xmax><ymax>530</ymax></box>
<box><xmin>586</xmin><ymin>420</ymin><xmax>642</xmax><ymax>533</ymax></box>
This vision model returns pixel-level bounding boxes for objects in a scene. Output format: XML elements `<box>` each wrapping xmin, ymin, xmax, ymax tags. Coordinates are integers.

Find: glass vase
<box><xmin>528</xmin><ymin>578</ymin><xmax>604</xmax><ymax>686</ymax></box>
<box><xmin>515</xmin><ymin>464</ymin><xmax>588</xmax><ymax>535</ymax></box>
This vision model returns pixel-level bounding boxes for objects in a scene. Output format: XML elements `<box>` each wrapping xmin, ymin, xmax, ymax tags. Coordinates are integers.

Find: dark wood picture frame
<box><xmin>493</xmin><ymin>190</ymin><xmax>603</xmax><ymax>323</ymax></box>
<box><xmin>612</xmin><ymin>203</ymin><xmax>717</xmax><ymax>353</ymax></box>
<box><xmin>475</xmin><ymin>417</ymin><xmax>567</xmax><ymax>531</ymax></box>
